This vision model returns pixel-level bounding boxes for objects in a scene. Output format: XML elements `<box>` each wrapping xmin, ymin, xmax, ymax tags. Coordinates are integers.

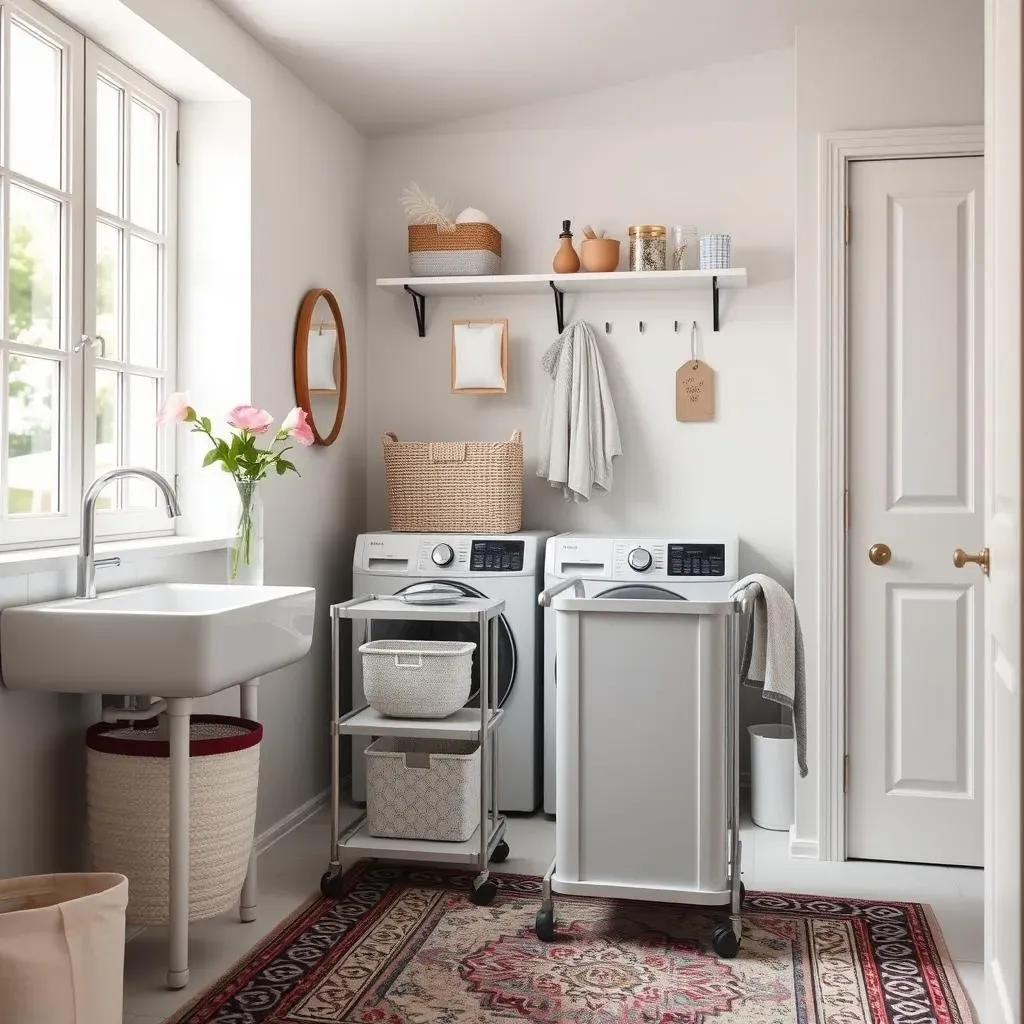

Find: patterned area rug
<box><xmin>168</xmin><ymin>863</ymin><xmax>976</xmax><ymax>1023</ymax></box>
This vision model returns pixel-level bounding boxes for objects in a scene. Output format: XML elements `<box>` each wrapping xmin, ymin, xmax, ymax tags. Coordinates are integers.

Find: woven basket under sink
<box><xmin>85</xmin><ymin>715</ymin><xmax>261</xmax><ymax>926</ymax></box>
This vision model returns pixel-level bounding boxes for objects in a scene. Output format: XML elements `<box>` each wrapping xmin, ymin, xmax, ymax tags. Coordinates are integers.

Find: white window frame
<box><xmin>0</xmin><ymin>0</ymin><xmax>84</xmax><ymax>546</ymax></box>
<box><xmin>83</xmin><ymin>41</ymin><xmax>177</xmax><ymax>540</ymax></box>
<box><xmin>0</xmin><ymin>0</ymin><xmax>178</xmax><ymax>551</ymax></box>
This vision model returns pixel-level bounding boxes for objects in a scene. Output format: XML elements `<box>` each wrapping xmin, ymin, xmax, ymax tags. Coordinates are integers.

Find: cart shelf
<box><xmin>337</xmin><ymin>706</ymin><xmax>504</xmax><ymax>740</ymax></box>
<box><xmin>336</xmin><ymin>818</ymin><xmax>507</xmax><ymax>867</ymax></box>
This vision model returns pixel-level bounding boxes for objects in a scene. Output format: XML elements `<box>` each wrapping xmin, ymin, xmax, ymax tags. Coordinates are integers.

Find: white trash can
<box><xmin>0</xmin><ymin>872</ymin><xmax>128</xmax><ymax>1024</ymax></box>
<box><xmin>749</xmin><ymin>723</ymin><xmax>795</xmax><ymax>831</ymax></box>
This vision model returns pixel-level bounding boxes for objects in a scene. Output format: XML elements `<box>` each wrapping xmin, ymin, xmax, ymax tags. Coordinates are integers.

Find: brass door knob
<box><xmin>953</xmin><ymin>547</ymin><xmax>990</xmax><ymax>575</ymax></box>
<box><xmin>868</xmin><ymin>543</ymin><xmax>892</xmax><ymax>566</ymax></box>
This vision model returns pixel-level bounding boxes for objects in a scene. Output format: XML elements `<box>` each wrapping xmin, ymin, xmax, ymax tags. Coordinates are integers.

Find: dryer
<box><xmin>353</xmin><ymin>530</ymin><xmax>551</xmax><ymax>812</ymax></box>
<box><xmin>543</xmin><ymin>533</ymin><xmax>739</xmax><ymax>814</ymax></box>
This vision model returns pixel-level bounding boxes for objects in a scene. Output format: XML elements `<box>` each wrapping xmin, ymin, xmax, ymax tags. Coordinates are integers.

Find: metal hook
<box><xmin>690</xmin><ymin>320</ymin><xmax>699</xmax><ymax>367</ymax></box>
<box><xmin>605</xmin><ymin>322</ymin><xmax>611</xmax><ymax>334</ymax></box>
<box><xmin>639</xmin><ymin>320</ymin><xmax>645</xmax><ymax>334</ymax></box>
<box><xmin>674</xmin><ymin>320</ymin><xmax>680</xmax><ymax>333</ymax></box>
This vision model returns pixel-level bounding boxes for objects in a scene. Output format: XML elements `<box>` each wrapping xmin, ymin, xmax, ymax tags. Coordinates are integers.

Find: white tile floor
<box><xmin>123</xmin><ymin>805</ymin><xmax>986</xmax><ymax>1023</ymax></box>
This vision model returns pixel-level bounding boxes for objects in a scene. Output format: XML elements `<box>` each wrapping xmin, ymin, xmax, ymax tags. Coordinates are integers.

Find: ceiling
<box><xmin>210</xmin><ymin>0</ymin><xmax>796</xmax><ymax>135</ymax></box>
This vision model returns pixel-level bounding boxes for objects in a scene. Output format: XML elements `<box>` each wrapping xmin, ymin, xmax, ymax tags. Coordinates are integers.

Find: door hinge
<box><xmin>843</xmin><ymin>754</ymin><xmax>850</xmax><ymax>793</ymax></box>
<box><xmin>843</xmin><ymin>489</ymin><xmax>850</xmax><ymax>533</ymax></box>
<box><xmin>175</xmin><ymin>130</ymin><xmax>181</xmax><ymax>166</ymax></box>
<box><xmin>844</xmin><ymin>206</ymin><xmax>851</xmax><ymax>244</ymax></box>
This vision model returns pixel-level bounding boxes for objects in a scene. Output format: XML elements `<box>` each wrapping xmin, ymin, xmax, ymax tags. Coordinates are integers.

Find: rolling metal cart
<box><xmin>321</xmin><ymin>595</ymin><xmax>509</xmax><ymax>906</ymax></box>
<box><xmin>534</xmin><ymin>579</ymin><xmax>757</xmax><ymax>957</ymax></box>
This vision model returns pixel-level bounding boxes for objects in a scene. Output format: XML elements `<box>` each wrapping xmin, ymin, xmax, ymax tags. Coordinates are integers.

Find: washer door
<box><xmin>597</xmin><ymin>585</ymin><xmax>686</xmax><ymax>600</ymax></box>
<box><xmin>370</xmin><ymin>582</ymin><xmax>516</xmax><ymax>708</ymax></box>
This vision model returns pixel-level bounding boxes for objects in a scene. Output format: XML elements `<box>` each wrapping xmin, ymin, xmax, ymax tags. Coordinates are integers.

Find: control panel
<box><xmin>667</xmin><ymin>543</ymin><xmax>726</xmax><ymax>577</ymax></box>
<box><xmin>470</xmin><ymin>539</ymin><xmax>525</xmax><ymax>572</ymax></box>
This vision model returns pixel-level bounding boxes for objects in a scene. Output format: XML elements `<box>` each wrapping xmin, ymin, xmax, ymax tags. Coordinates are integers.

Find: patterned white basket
<box><xmin>86</xmin><ymin>715</ymin><xmax>261</xmax><ymax>926</ymax></box>
<box><xmin>366</xmin><ymin>738</ymin><xmax>480</xmax><ymax>842</ymax></box>
<box><xmin>359</xmin><ymin>639</ymin><xmax>475</xmax><ymax>718</ymax></box>
<box><xmin>699</xmin><ymin>233</ymin><xmax>732</xmax><ymax>270</ymax></box>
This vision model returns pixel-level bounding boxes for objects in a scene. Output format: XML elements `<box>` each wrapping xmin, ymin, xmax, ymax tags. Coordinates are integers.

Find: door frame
<box><xmin>816</xmin><ymin>125</ymin><xmax>985</xmax><ymax>861</ymax></box>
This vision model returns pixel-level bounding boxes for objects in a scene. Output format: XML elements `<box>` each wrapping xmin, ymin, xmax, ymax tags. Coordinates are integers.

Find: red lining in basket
<box><xmin>85</xmin><ymin>714</ymin><xmax>263</xmax><ymax>758</ymax></box>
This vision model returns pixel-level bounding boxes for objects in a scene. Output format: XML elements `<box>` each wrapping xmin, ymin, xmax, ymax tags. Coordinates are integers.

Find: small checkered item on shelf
<box><xmin>699</xmin><ymin>233</ymin><xmax>732</xmax><ymax>270</ymax></box>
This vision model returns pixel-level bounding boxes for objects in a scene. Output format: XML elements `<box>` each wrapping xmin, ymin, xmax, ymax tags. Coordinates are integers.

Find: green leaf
<box><xmin>276</xmin><ymin>460</ymin><xmax>288</xmax><ymax>475</ymax></box>
<box><xmin>201</xmin><ymin>416</ymin><xmax>212</xmax><ymax>432</ymax></box>
<box><xmin>202</xmin><ymin>449</ymin><xmax>220</xmax><ymax>468</ymax></box>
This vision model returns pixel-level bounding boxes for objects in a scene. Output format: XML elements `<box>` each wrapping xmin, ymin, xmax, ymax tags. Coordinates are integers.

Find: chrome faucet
<box><xmin>77</xmin><ymin>468</ymin><xmax>182</xmax><ymax>599</ymax></box>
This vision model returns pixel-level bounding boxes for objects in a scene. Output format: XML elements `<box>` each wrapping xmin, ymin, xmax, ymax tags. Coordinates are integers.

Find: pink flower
<box><xmin>157</xmin><ymin>391</ymin><xmax>193</xmax><ymax>425</ymax></box>
<box><xmin>281</xmin><ymin>406</ymin><xmax>315</xmax><ymax>447</ymax></box>
<box><xmin>227</xmin><ymin>404</ymin><xmax>274</xmax><ymax>435</ymax></box>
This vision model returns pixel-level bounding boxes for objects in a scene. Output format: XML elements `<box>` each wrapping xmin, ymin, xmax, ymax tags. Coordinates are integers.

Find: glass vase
<box><xmin>228</xmin><ymin>478</ymin><xmax>264</xmax><ymax>584</ymax></box>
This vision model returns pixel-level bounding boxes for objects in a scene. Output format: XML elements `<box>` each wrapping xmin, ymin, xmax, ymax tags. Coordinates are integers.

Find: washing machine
<box><xmin>352</xmin><ymin>530</ymin><xmax>552</xmax><ymax>812</ymax></box>
<box><xmin>543</xmin><ymin>533</ymin><xmax>739</xmax><ymax>814</ymax></box>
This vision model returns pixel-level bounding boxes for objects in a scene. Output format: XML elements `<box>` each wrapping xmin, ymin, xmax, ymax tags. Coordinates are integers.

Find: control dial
<box><xmin>431</xmin><ymin>543</ymin><xmax>455</xmax><ymax>567</ymax></box>
<box><xmin>628</xmin><ymin>547</ymin><xmax>653</xmax><ymax>573</ymax></box>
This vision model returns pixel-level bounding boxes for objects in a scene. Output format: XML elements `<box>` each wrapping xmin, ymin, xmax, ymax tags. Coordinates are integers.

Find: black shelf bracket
<box><xmin>549</xmin><ymin>280</ymin><xmax>566</xmax><ymax>334</ymax></box>
<box><xmin>404</xmin><ymin>284</ymin><xmax>427</xmax><ymax>337</ymax></box>
<box><xmin>712</xmin><ymin>275</ymin><xmax>720</xmax><ymax>332</ymax></box>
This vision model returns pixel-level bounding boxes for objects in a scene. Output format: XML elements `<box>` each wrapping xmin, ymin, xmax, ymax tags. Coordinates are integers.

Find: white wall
<box><xmin>0</xmin><ymin>0</ymin><xmax>367</xmax><ymax>874</ymax></box>
<box><xmin>793</xmin><ymin>0</ymin><xmax>984</xmax><ymax>854</ymax></box>
<box><xmin>366</xmin><ymin>48</ymin><xmax>794</xmax><ymax>561</ymax></box>
<box><xmin>365</xmin><ymin>48</ymin><xmax>795</xmax><ymax>776</ymax></box>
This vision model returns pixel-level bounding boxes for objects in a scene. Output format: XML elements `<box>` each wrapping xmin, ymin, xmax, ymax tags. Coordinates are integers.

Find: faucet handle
<box><xmin>94</xmin><ymin>556</ymin><xmax>121</xmax><ymax>570</ymax></box>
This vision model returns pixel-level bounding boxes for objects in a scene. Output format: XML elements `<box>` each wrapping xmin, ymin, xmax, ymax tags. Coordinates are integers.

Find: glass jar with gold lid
<box><xmin>628</xmin><ymin>224</ymin><xmax>667</xmax><ymax>272</ymax></box>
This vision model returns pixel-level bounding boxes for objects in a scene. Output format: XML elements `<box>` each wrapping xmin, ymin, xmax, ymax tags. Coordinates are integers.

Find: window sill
<box><xmin>0</xmin><ymin>535</ymin><xmax>235</xmax><ymax>579</ymax></box>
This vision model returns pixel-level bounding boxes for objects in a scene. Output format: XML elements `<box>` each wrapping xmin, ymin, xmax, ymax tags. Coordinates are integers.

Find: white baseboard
<box><xmin>255</xmin><ymin>786</ymin><xmax>331</xmax><ymax>855</ymax></box>
<box><xmin>788</xmin><ymin>827</ymin><xmax>819</xmax><ymax>859</ymax></box>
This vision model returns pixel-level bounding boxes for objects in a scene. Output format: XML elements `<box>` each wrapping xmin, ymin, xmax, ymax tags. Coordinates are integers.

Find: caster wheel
<box><xmin>320</xmin><ymin>871</ymin><xmax>344</xmax><ymax>899</ymax></box>
<box><xmin>471</xmin><ymin>878</ymin><xmax>499</xmax><ymax>906</ymax></box>
<box><xmin>712</xmin><ymin>922</ymin><xmax>741</xmax><ymax>959</ymax></box>
<box><xmin>535</xmin><ymin>908</ymin><xmax>555</xmax><ymax>942</ymax></box>
<box><xmin>490</xmin><ymin>840</ymin><xmax>510</xmax><ymax>864</ymax></box>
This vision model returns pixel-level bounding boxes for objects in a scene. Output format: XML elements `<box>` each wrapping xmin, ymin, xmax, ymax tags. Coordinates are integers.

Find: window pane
<box><xmin>9</xmin><ymin>22</ymin><xmax>62</xmax><ymax>189</ymax></box>
<box><xmin>96</xmin><ymin>78</ymin><xmax>122</xmax><ymax>216</ymax></box>
<box><xmin>95</xmin><ymin>368</ymin><xmax>120</xmax><ymax>510</ymax></box>
<box><xmin>7</xmin><ymin>355</ymin><xmax>59</xmax><ymax>514</ymax></box>
<box><xmin>9</xmin><ymin>186</ymin><xmax>61</xmax><ymax>348</ymax></box>
<box><xmin>129</xmin><ymin>236</ymin><xmax>159</xmax><ymax>366</ymax></box>
<box><xmin>126</xmin><ymin>375</ymin><xmax>158</xmax><ymax>507</ymax></box>
<box><xmin>96</xmin><ymin>223</ymin><xmax>121</xmax><ymax>358</ymax></box>
<box><xmin>129</xmin><ymin>100</ymin><xmax>159</xmax><ymax>231</ymax></box>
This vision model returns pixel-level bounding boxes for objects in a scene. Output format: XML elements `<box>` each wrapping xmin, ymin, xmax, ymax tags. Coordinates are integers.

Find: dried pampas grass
<box><xmin>400</xmin><ymin>182</ymin><xmax>455</xmax><ymax>233</ymax></box>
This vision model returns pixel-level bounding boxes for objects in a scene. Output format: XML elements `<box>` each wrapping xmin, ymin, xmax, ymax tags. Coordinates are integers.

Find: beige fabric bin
<box><xmin>0</xmin><ymin>872</ymin><xmax>128</xmax><ymax>1024</ymax></box>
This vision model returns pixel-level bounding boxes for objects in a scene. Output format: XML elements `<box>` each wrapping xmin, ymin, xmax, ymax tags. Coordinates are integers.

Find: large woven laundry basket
<box><xmin>86</xmin><ymin>715</ymin><xmax>261</xmax><ymax>926</ymax></box>
<box><xmin>382</xmin><ymin>430</ymin><xmax>523</xmax><ymax>533</ymax></box>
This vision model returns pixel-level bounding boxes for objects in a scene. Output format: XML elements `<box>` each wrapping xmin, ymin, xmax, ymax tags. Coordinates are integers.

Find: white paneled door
<box><xmin>847</xmin><ymin>156</ymin><xmax>984</xmax><ymax>866</ymax></box>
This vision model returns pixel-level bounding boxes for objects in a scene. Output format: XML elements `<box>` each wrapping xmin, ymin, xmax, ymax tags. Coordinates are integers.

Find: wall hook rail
<box><xmin>403</xmin><ymin>285</ymin><xmax>427</xmax><ymax>337</ymax></box>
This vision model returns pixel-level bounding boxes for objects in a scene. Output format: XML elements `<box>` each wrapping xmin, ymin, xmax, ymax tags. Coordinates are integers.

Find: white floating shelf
<box><xmin>336</xmin><ymin>707</ymin><xmax>503</xmax><ymax>741</ymax></box>
<box><xmin>376</xmin><ymin>268</ymin><xmax>747</xmax><ymax>336</ymax></box>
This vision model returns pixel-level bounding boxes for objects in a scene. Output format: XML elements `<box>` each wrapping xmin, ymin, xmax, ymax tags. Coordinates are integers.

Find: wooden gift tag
<box><xmin>676</xmin><ymin>359</ymin><xmax>715</xmax><ymax>422</ymax></box>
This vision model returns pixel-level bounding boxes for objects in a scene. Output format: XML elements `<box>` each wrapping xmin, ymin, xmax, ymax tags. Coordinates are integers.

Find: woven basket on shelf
<box><xmin>408</xmin><ymin>223</ymin><xmax>502</xmax><ymax>277</ymax></box>
<box><xmin>85</xmin><ymin>715</ymin><xmax>261</xmax><ymax>926</ymax></box>
<box><xmin>382</xmin><ymin>430</ymin><xmax>523</xmax><ymax>533</ymax></box>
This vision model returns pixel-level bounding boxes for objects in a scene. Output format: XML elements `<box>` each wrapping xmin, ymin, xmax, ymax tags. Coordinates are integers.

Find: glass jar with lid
<box><xmin>628</xmin><ymin>225</ymin><xmax>667</xmax><ymax>272</ymax></box>
<box><xmin>671</xmin><ymin>225</ymin><xmax>700</xmax><ymax>270</ymax></box>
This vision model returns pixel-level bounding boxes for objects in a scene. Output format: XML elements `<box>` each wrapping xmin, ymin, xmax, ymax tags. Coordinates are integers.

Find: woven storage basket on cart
<box><xmin>408</xmin><ymin>223</ymin><xmax>502</xmax><ymax>277</ymax></box>
<box><xmin>85</xmin><ymin>715</ymin><xmax>261</xmax><ymax>926</ymax></box>
<box><xmin>382</xmin><ymin>430</ymin><xmax>523</xmax><ymax>533</ymax></box>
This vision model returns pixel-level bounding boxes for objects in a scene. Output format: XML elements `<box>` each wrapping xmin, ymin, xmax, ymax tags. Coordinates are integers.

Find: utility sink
<box><xmin>0</xmin><ymin>583</ymin><xmax>315</xmax><ymax>697</ymax></box>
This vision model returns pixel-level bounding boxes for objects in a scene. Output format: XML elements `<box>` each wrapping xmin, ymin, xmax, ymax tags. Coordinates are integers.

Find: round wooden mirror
<box><xmin>294</xmin><ymin>288</ymin><xmax>348</xmax><ymax>446</ymax></box>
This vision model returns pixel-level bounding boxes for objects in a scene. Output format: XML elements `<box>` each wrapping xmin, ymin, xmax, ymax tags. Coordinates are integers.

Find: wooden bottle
<box><xmin>553</xmin><ymin>219</ymin><xmax>581</xmax><ymax>274</ymax></box>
